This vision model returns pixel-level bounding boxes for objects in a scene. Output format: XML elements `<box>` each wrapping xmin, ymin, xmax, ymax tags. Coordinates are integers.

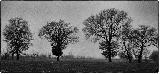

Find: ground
<box><xmin>1</xmin><ymin>58</ymin><xmax>158</xmax><ymax>73</ymax></box>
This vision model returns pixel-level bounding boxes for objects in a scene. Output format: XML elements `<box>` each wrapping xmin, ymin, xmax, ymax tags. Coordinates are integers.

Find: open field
<box><xmin>1</xmin><ymin>59</ymin><xmax>158</xmax><ymax>73</ymax></box>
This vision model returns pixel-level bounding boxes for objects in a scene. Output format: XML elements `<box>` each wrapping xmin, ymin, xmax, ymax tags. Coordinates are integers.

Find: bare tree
<box><xmin>131</xmin><ymin>25</ymin><xmax>158</xmax><ymax>63</ymax></box>
<box><xmin>38</xmin><ymin>20</ymin><xmax>79</xmax><ymax>61</ymax></box>
<box><xmin>83</xmin><ymin>8</ymin><xmax>131</xmax><ymax>62</ymax></box>
<box><xmin>3</xmin><ymin>17</ymin><xmax>33</xmax><ymax>60</ymax></box>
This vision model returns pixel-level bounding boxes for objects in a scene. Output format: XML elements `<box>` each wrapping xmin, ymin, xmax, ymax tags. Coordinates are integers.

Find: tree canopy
<box><xmin>38</xmin><ymin>19</ymin><xmax>79</xmax><ymax>61</ymax></box>
<box><xmin>120</xmin><ymin>18</ymin><xmax>133</xmax><ymax>62</ymax></box>
<box><xmin>83</xmin><ymin>8</ymin><xmax>131</xmax><ymax>62</ymax></box>
<box><xmin>131</xmin><ymin>25</ymin><xmax>158</xmax><ymax>63</ymax></box>
<box><xmin>3</xmin><ymin>17</ymin><xmax>33</xmax><ymax>60</ymax></box>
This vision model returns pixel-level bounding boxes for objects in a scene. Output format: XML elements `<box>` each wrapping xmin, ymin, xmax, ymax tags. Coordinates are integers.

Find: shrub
<box><xmin>149</xmin><ymin>51</ymin><xmax>159</xmax><ymax>63</ymax></box>
<box><xmin>1</xmin><ymin>53</ymin><xmax>10</xmax><ymax>60</ymax></box>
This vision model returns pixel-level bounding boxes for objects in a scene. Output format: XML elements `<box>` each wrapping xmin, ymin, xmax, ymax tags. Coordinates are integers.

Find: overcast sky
<box><xmin>1</xmin><ymin>1</ymin><xmax>158</xmax><ymax>58</ymax></box>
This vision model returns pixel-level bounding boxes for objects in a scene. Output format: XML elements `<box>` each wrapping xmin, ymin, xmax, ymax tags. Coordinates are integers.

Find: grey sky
<box><xmin>1</xmin><ymin>1</ymin><xmax>158</xmax><ymax>58</ymax></box>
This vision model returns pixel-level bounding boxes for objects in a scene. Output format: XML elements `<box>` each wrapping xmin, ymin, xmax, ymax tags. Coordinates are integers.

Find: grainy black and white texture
<box><xmin>2</xmin><ymin>0</ymin><xmax>158</xmax><ymax>1</ymax></box>
<box><xmin>1</xmin><ymin>1</ymin><xmax>159</xmax><ymax>73</ymax></box>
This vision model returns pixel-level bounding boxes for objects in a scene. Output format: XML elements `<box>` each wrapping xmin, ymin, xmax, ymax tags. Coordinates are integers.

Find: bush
<box><xmin>1</xmin><ymin>53</ymin><xmax>10</xmax><ymax>60</ymax></box>
<box><xmin>149</xmin><ymin>51</ymin><xmax>159</xmax><ymax>63</ymax></box>
<box><xmin>118</xmin><ymin>52</ymin><xmax>133</xmax><ymax>59</ymax></box>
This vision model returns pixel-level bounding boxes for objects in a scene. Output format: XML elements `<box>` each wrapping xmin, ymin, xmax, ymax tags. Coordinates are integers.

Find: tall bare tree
<box><xmin>131</xmin><ymin>25</ymin><xmax>158</xmax><ymax>63</ymax></box>
<box><xmin>38</xmin><ymin>20</ymin><xmax>79</xmax><ymax>61</ymax></box>
<box><xmin>3</xmin><ymin>17</ymin><xmax>33</xmax><ymax>60</ymax></box>
<box><xmin>83</xmin><ymin>8</ymin><xmax>131</xmax><ymax>62</ymax></box>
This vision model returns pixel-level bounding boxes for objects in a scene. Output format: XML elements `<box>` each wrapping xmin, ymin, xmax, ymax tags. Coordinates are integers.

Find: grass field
<box><xmin>1</xmin><ymin>58</ymin><xmax>158</xmax><ymax>73</ymax></box>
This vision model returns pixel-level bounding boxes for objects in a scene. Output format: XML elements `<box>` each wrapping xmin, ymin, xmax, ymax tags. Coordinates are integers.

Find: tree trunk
<box><xmin>138</xmin><ymin>43</ymin><xmax>144</xmax><ymax>63</ymax></box>
<box><xmin>16</xmin><ymin>53</ymin><xmax>19</xmax><ymax>60</ymax></box>
<box><xmin>123</xmin><ymin>42</ymin><xmax>131</xmax><ymax>63</ymax></box>
<box><xmin>138</xmin><ymin>52</ymin><xmax>142</xmax><ymax>63</ymax></box>
<box><xmin>127</xmin><ymin>50</ymin><xmax>132</xmax><ymax>63</ymax></box>
<box><xmin>108</xmin><ymin>54</ymin><xmax>112</xmax><ymax>62</ymax></box>
<box><xmin>108</xmin><ymin>42</ymin><xmax>112</xmax><ymax>62</ymax></box>
<box><xmin>128</xmin><ymin>58</ymin><xmax>132</xmax><ymax>63</ymax></box>
<box><xmin>57</xmin><ymin>56</ymin><xmax>60</xmax><ymax>61</ymax></box>
<box><xmin>12</xmin><ymin>53</ymin><xmax>14</xmax><ymax>60</ymax></box>
<box><xmin>16</xmin><ymin>49</ymin><xmax>20</xmax><ymax>60</ymax></box>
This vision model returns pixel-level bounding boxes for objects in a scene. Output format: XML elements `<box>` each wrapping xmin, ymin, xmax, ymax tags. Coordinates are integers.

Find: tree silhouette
<box><xmin>150</xmin><ymin>51</ymin><xmax>159</xmax><ymax>63</ymax></box>
<box><xmin>83</xmin><ymin>8</ymin><xmax>130</xmax><ymax>62</ymax></box>
<box><xmin>118</xmin><ymin>43</ymin><xmax>133</xmax><ymax>63</ymax></box>
<box><xmin>3</xmin><ymin>17</ymin><xmax>33</xmax><ymax>60</ymax></box>
<box><xmin>38</xmin><ymin>20</ymin><xmax>79</xmax><ymax>61</ymax></box>
<box><xmin>120</xmin><ymin>18</ymin><xmax>133</xmax><ymax>63</ymax></box>
<box><xmin>131</xmin><ymin>25</ymin><xmax>158</xmax><ymax>63</ymax></box>
<box><xmin>100</xmin><ymin>40</ymin><xmax>119</xmax><ymax>59</ymax></box>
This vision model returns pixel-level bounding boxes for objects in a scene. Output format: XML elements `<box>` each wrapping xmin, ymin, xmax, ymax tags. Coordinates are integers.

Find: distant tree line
<box><xmin>2</xmin><ymin>8</ymin><xmax>158</xmax><ymax>63</ymax></box>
